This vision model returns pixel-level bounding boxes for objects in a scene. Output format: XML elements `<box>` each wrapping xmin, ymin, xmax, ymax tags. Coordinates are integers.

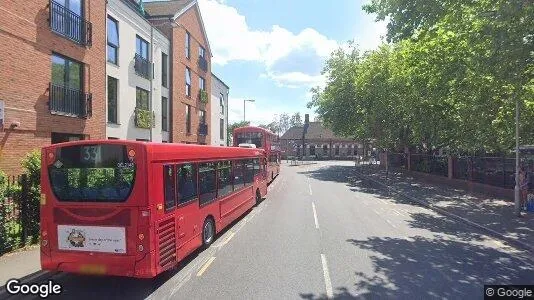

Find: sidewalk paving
<box><xmin>354</xmin><ymin>165</ymin><xmax>534</xmax><ymax>253</ymax></box>
<box><xmin>0</xmin><ymin>246</ymin><xmax>42</xmax><ymax>287</ymax></box>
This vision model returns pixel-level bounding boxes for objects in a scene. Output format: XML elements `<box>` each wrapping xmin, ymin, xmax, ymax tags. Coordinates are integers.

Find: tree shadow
<box><xmin>300</xmin><ymin>236</ymin><xmax>534</xmax><ymax>299</ymax></box>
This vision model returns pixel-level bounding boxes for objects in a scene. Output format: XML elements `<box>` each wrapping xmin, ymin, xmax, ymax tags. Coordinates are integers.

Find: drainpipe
<box><xmin>149</xmin><ymin>26</ymin><xmax>154</xmax><ymax>142</ymax></box>
<box><xmin>226</xmin><ymin>89</ymin><xmax>229</xmax><ymax>146</ymax></box>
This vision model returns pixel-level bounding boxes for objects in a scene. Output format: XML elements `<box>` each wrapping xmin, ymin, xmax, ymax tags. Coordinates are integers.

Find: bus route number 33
<box><xmin>81</xmin><ymin>146</ymin><xmax>100</xmax><ymax>164</ymax></box>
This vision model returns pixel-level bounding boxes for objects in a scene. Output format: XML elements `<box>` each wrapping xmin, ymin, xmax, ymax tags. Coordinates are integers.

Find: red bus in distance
<box><xmin>233</xmin><ymin>126</ymin><xmax>281</xmax><ymax>182</ymax></box>
<box><xmin>40</xmin><ymin>140</ymin><xmax>268</xmax><ymax>278</ymax></box>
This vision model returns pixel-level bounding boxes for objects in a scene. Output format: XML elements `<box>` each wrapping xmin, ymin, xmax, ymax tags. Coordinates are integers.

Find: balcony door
<box><xmin>54</xmin><ymin>0</ymin><xmax>83</xmax><ymax>41</ymax></box>
<box><xmin>51</xmin><ymin>53</ymin><xmax>84</xmax><ymax>116</ymax></box>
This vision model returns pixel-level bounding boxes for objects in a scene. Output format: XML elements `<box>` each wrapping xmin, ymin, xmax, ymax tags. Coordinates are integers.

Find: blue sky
<box><xmin>197</xmin><ymin>0</ymin><xmax>387</xmax><ymax>125</ymax></box>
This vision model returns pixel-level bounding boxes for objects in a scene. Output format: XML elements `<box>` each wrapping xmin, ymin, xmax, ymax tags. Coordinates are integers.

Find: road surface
<box><xmin>11</xmin><ymin>161</ymin><xmax>534</xmax><ymax>299</ymax></box>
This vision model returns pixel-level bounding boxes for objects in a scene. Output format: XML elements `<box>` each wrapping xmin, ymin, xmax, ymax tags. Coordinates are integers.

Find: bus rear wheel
<box><xmin>202</xmin><ymin>217</ymin><xmax>215</xmax><ymax>247</ymax></box>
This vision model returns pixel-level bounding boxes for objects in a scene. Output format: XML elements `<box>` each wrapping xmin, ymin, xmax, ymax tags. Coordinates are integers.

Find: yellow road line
<box><xmin>196</xmin><ymin>256</ymin><xmax>216</xmax><ymax>277</ymax></box>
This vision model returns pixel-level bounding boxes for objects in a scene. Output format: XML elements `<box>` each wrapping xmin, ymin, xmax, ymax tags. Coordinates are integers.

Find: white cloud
<box><xmin>198</xmin><ymin>0</ymin><xmax>338</xmax><ymax>88</ymax></box>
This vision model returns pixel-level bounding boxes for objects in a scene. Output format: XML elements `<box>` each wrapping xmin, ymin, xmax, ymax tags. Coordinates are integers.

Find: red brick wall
<box><xmin>170</xmin><ymin>4</ymin><xmax>211</xmax><ymax>144</ymax></box>
<box><xmin>0</xmin><ymin>0</ymin><xmax>106</xmax><ymax>175</ymax></box>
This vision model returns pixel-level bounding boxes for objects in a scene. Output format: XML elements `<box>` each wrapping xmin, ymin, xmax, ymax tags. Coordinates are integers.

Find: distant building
<box><xmin>210</xmin><ymin>74</ymin><xmax>229</xmax><ymax>146</ymax></box>
<box><xmin>279</xmin><ymin>122</ymin><xmax>362</xmax><ymax>159</ymax></box>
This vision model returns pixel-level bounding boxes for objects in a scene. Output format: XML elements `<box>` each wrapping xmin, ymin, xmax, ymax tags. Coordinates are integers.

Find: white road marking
<box><xmin>312</xmin><ymin>202</ymin><xmax>320</xmax><ymax>229</ymax></box>
<box><xmin>217</xmin><ymin>231</ymin><xmax>236</xmax><ymax>248</ymax></box>
<box><xmin>320</xmin><ymin>254</ymin><xmax>334</xmax><ymax>299</ymax></box>
<box><xmin>196</xmin><ymin>256</ymin><xmax>216</xmax><ymax>277</ymax></box>
<box><xmin>385</xmin><ymin>219</ymin><xmax>397</xmax><ymax>228</ymax></box>
<box><xmin>308</xmin><ymin>177</ymin><xmax>313</xmax><ymax>195</ymax></box>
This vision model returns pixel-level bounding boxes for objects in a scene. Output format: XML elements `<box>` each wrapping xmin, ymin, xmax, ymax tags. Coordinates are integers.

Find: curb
<box><xmin>353</xmin><ymin>169</ymin><xmax>534</xmax><ymax>256</ymax></box>
<box><xmin>0</xmin><ymin>270</ymin><xmax>57</xmax><ymax>299</ymax></box>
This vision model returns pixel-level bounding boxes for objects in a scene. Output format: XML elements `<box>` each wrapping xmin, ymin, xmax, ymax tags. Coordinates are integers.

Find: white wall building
<box><xmin>106</xmin><ymin>0</ymin><xmax>170</xmax><ymax>142</ymax></box>
<box><xmin>210</xmin><ymin>74</ymin><xmax>229</xmax><ymax>146</ymax></box>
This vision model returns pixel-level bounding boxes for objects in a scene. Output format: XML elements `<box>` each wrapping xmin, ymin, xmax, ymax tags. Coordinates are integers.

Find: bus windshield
<box><xmin>236</xmin><ymin>132</ymin><xmax>263</xmax><ymax>148</ymax></box>
<box><xmin>48</xmin><ymin>144</ymin><xmax>136</xmax><ymax>202</ymax></box>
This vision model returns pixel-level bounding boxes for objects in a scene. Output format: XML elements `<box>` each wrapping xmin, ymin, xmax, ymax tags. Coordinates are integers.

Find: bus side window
<box><xmin>244</xmin><ymin>159</ymin><xmax>254</xmax><ymax>186</ymax></box>
<box><xmin>199</xmin><ymin>162</ymin><xmax>216</xmax><ymax>205</ymax></box>
<box><xmin>217</xmin><ymin>161</ymin><xmax>233</xmax><ymax>198</ymax></box>
<box><xmin>253</xmin><ymin>158</ymin><xmax>260</xmax><ymax>176</ymax></box>
<box><xmin>233</xmin><ymin>160</ymin><xmax>245</xmax><ymax>190</ymax></box>
<box><xmin>163</xmin><ymin>165</ymin><xmax>176</xmax><ymax>212</ymax></box>
<box><xmin>177</xmin><ymin>163</ymin><xmax>198</xmax><ymax>205</ymax></box>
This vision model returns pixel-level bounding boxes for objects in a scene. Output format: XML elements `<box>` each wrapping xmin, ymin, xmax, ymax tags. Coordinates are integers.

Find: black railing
<box><xmin>134</xmin><ymin>54</ymin><xmax>151</xmax><ymax>79</ymax></box>
<box><xmin>198</xmin><ymin>56</ymin><xmax>208</xmax><ymax>72</ymax></box>
<box><xmin>49</xmin><ymin>0</ymin><xmax>92</xmax><ymax>46</ymax></box>
<box><xmin>198</xmin><ymin>123</ymin><xmax>208</xmax><ymax>136</ymax></box>
<box><xmin>49</xmin><ymin>83</ymin><xmax>91</xmax><ymax>118</ymax></box>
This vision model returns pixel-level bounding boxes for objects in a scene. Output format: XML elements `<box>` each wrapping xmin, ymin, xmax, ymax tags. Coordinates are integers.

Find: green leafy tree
<box><xmin>289</xmin><ymin>113</ymin><xmax>303</xmax><ymax>127</ymax></box>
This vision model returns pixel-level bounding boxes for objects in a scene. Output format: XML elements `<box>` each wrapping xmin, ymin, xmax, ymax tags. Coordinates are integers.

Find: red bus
<box><xmin>39</xmin><ymin>140</ymin><xmax>268</xmax><ymax>278</ymax></box>
<box><xmin>233</xmin><ymin>126</ymin><xmax>281</xmax><ymax>182</ymax></box>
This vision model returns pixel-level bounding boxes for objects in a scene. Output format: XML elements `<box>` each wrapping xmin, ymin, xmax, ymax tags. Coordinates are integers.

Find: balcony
<box><xmin>49</xmin><ymin>83</ymin><xmax>92</xmax><ymax>118</ymax></box>
<box><xmin>134</xmin><ymin>107</ymin><xmax>155</xmax><ymax>129</ymax></box>
<box><xmin>198</xmin><ymin>89</ymin><xmax>208</xmax><ymax>104</ymax></box>
<box><xmin>198</xmin><ymin>123</ymin><xmax>208</xmax><ymax>136</ymax></box>
<box><xmin>198</xmin><ymin>56</ymin><xmax>208</xmax><ymax>72</ymax></box>
<box><xmin>49</xmin><ymin>0</ymin><xmax>92</xmax><ymax>46</ymax></box>
<box><xmin>134</xmin><ymin>54</ymin><xmax>151</xmax><ymax>79</ymax></box>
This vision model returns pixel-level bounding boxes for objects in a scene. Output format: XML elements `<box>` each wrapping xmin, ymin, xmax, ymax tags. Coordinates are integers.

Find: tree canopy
<box><xmin>309</xmin><ymin>0</ymin><xmax>534</xmax><ymax>154</ymax></box>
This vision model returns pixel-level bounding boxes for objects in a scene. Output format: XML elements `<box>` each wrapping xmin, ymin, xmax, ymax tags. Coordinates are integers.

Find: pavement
<box><xmin>354</xmin><ymin>164</ymin><xmax>534</xmax><ymax>253</ymax></box>
<box><xmin>1</xmin><ymin>161</ymin><xmax>533</xmax><ymax>299</ymax></box>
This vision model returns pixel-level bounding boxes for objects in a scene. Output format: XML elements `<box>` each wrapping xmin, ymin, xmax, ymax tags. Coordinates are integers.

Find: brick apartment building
<box><xmin>0</xmin><ymin>0</ymin><xmax>106</xmax><ymax>175</ymax></box>
<box><xmin>144</xmin><ymin>0</ymin><xmax>212</xmax><ymax>145</ymax></box>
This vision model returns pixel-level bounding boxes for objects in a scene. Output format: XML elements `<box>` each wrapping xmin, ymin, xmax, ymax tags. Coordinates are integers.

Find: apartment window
<box><xmin>136</xmin><ymin>35</ymin><xmax>149</xmax><ymax>59</ymax></box>
<box><xmin>50</xmin><ymin>0</ymin><xmax>90</xmax><ymax>46</ymax></box>
<box><xmin>185</xmin><ymin>104</ymin><xmax>191</xmax><ymax>134</ymax></box>
<box><xmin>220</xmin><ymin>118</ymin><xmax>224</xmax><ymax>140</ymax></box>
<box><xmin>136</xmin><ymin>87</ymin><xmax>149</xmax><ymax>109</ymax></box>
<box><xmin>185</xmin><ymin>67</ymin><xmax>191</xmax><ymax>97</ymax></box>
<box><xmin>162</xmin><ymin>97</ymin><xmax>168</xmax><ymax>132</ymax></box>
<box><xmin>199</xmin><ymin>76</ymin><xmax>205</xmax><ymax>91</ymax></box>
<box><xmin>199</xmin><ymin>110</ymin><xmax>206</xmax><ymax>124</ymax></box>
<box><xmin>177</xmin><ymin>163</ymin><xmax>197</xmax><ymax>204</ymax></box>
<box><xmin>107</xmin><ymin>76</ymin><xmax>118</xmax><ymax>123</ymax></box>
<box><xmin>199</xmin><ymin>162</ymin><xmax>216</xmax><ymax>205</ymax></box>
<box><xmin>185</xmin><ymin>31</ymin><xmax>190</xmax><ymax>59</ymax></box>
<box><xmin>199</xmin><ymin>46</ymin><xmax>205</xmax><ymax>58</ymax></box>
<box><xmin>51</xmin><ymin>53</ymin><xmax>85</xmax><ymax>116</ymax></box>
<box><xmin>161</xmin><ymin>52</ymin><xmax>168</xmax><ymax>87</ymax></box>
<box><xmin>219</xmin><ymin>93</ymin><xmax>224</xmax><ymax>114</ymax></box>
<box><xmin>52</xmin><ymin>53</ymin><xmax>82</xmax><ymax>91</ymax></box>
<box><xmin>107</xmin><ymin>16</ymin><xmax>119</xmax><ymax>64</ymax></box>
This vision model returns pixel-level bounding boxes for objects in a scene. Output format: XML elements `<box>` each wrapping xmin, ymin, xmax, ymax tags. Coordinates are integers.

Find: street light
<box><xmin>243</xmin><ymin>99</ymin><xmax>255</xmax><ymax>122</ymax></box>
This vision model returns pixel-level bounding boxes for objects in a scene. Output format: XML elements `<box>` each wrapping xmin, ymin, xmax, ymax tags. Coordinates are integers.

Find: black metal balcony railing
<box><xmin>49</xmin><ymin>83</ymin><xmax>91</xmax><ymax>118</ymax></box>
<box><xmin>134</xmin><ymin>54</ymin><xmax>151</xmax><ymax>79</ymax></box>
<box><xmin>198</xmin><ymin>56</ymin><xmax>208</xmax><ymax>72</ymax></box>
<box><xmin>198</xmin><ymin>123</ymin><xmax>208</xmax><ymax>136</ymax></box>
<box><xmin>49</xmin><ymin>0</ymin><xmax>92</xmax><ymax>46</ymax></box>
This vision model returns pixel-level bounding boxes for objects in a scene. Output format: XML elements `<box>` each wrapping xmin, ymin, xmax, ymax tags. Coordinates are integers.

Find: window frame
<box><xmin>219</xmin><ymin>93</ymin><xmax>224</xmax><ymax>114</ymax></box>
<box><xmin>199</xmin><ymin>46</ymin><xmax>205</xmax><ymax>58</ymax></box>
<box><xmin>199</xmin><ymin>110</ymin><xmax>206</xmax><ymax>125</ymax></box>
<box><xmin>161</xmin><ymin>96</ymin><xmax>168</xmax><ymax>132</ymax></box>
<box><xmin>107</xmin><ymin>76</ymin><xmax>118</xmax><ymax>124</ymax></box>
<box><xmin>185</xmin><ymin>31</ymin><xmax>190</xmax><ymax>59</ymax></box>
<box><xmin>107</xmin><ymin>16</ymin><xmax>119</xmax><ymax>65</ymax></box>
<box><xmin>51</xmin><ymin>52</ymin><xmax>83</xmax><ymax>91</ymax></box>
<box><xmin>163</xmin><ymin>165</ymin><xmax>177</xmax><ymax>212</ymax></box>
<box><xmin>135</xmin><ymin>35</ymin><xmax>149</xmax><ymax>60</ymax></box>
<box><xmin>135</xmin><ymin>87</ymin><xmax>149</xmax><ymax>110</ymax></box>
<box><xmin>161</xmin><ymin>52</ymin><xmax>168</xmax><ymax>88</ymax></box>
<box><xmin>199</xmin><ymin>76</ymin><xmax>205</xmax><ymax>91</ymax></box>
<box><xmin>198</xmin><ymin>162</ymin><xmax>217</xmax><ymax>206</ymax></box>
<box><xmin>185</xmin><ymin>67</ymin><xmax>191</xmax><ymax>97</ymax></box>
<box><xmin>216</xmin><ymin>161</ymin><xmax>233</xmax><ymax>199</ymax></box>
<box><xmin>177</xmin><ymin>163</ymin><xmax>198</xmax><ymax>205</ymax></box>
<box><xmin>220</xmin><ymin>118</ymin><xmax>225</xmax><ymax>140</ymax></box>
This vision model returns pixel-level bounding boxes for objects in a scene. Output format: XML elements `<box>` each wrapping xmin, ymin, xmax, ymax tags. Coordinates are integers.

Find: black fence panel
<box><xmin>388</xmin><ymin>153</ymin><xmax>407</xmax><ymax>169</ymax></box>
<box><xmin>410</xmin><ymin>154</ymin><xmax>448</xmax><ymax>177</ymax></box>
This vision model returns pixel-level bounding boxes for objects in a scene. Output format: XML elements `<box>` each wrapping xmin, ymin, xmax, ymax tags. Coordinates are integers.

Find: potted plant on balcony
<box><xmin>135</xmin><ymin>107</ymin><xmax>153</xmax><ymax>129</ymax></box>
<box><xmin>199</xmin><ymin>89</ymin><xmax>209</xmax><ymax>104</ymax></box>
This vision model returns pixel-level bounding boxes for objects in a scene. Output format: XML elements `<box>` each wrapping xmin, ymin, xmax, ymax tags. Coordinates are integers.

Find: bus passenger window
<box><xmin>163</xmin><ymin>165</ymin><xmax>176</xmax><ymax>211</ymax></box>
<box><xmin>233</xmin><ymin>160</ymin><xmax>245</xmax><ymax>190</ymax></box>
<box><xmin>199</xmin><ymin>162</ymin><xmax>216</xmax><ymax>205</ymax></box>
<box><xmin>244</xmin><ymin>160</ymin><xmax>254</xmax><ymax>186</ymax></box>
<box><xmin>253</xmin><ymin>158</ymin><xmax>260</xmax><ymax>176</ymax></box>
<box><xmin>177</xmin><ymin>163</ymin><xmax>197</xmax><ymax>204</ymax></box>
<box><xmin>217</xmin><ymin>161</ymin><xmax>232</xmax><ymax>198</ymax></box>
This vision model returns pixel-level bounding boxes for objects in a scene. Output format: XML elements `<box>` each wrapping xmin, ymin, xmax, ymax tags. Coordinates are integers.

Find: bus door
<box><xmin>174</xmin><ymin>163</ymin><xmax>200</xmax><ymax>260</ymax></box>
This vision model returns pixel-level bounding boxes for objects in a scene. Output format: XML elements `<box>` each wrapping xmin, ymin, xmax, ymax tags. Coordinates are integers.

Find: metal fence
<box><xmin>410</xmin><ymin>154</ymin><xmax>448</xmax><ymax>177</ymax></box>
<box><xmin>452</xmin><ymin>156</ymin><xmax>516</xmax><ymax>189</ymax></box>
<box><xmin>388</xmin><ymin>153</ymin><xmax>408</xmax><ymax>169</ymax></box>
<box><xmin>0</xmin><ymin>174</ymin><xmax>40</xmax><ymax>256</ymax></box>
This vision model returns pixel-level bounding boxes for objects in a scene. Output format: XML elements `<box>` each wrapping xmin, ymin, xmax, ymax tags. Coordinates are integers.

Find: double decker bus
<box><xmin>233</xmin><ymin>126</ymin><xmax>281</xmax><ymax>182</ymax></box>
<box><xmin>39</xmin><ymin>140</ymin><xmax>268</xmax><ymax>278</ymax></box>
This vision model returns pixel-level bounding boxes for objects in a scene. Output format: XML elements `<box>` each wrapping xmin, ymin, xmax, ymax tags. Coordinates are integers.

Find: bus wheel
<box><xmin>256</xmin><ymin>189</ymin><xmax>262</xmax><ymax>205</ymax></box>
<box><xmin>202</xmin><ymin>217</ymin><xmax>215</xmax><ymax>247</ymax></box>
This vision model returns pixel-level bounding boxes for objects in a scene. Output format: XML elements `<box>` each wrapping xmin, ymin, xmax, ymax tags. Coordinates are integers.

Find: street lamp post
<box><xmin>514</xmin><ymin>95</ymin><xmax>521</xmax><ymax>217</ymax></box>
<box><xmin>243</xmin><ymin>99</ymin><xmax>255</xmax><ymax>122</ymax></box>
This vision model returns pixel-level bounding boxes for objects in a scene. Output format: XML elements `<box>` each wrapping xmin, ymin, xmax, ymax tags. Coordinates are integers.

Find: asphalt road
<box><xmin>9</xmin><ymin>161</ymin><xmax>534</xmax><ymax>300</ymax></box>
